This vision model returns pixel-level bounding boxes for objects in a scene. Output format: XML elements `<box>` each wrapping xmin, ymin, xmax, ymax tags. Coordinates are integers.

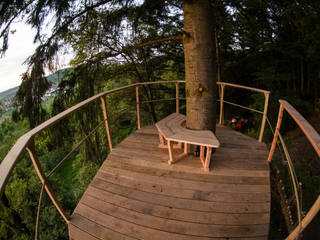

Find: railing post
<box><xmin>267</xmin><ymin>103</ymin><xmax>284</xmax><ymax>163</ymax></box>
<box><xmin>100</xmin><ymin>96</ymin><xmax>113</xmax><ymax>151</ymax></box>
<box><xmin>219</xmin><ymin>84</ymin><xmax>225</xmax><ymax>125</ymax></box>
<box><xmin>26</xmin><ymin>138</ymin><xmax>69</xmax><ymax>224</ymax></box>
<box><xmin>176</xmin><ymin>82</ymin><xmax>180</xmax><ymax>113</ymax></box>
<box><xmin>259</xmin><ymin>92</ymin><xmax>270</xmax><ymax>142</ymax></box>
<box><xmin>136</xmin><ymin>85</ymin><xmax>141</xmax><ymax>129</ymax></box>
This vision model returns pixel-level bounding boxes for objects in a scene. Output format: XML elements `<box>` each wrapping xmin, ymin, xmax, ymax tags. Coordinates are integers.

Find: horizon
<box><xmin>0</xmin><ymin>22</ymin><xmax>72</xmax><ymax>93</ymax></box>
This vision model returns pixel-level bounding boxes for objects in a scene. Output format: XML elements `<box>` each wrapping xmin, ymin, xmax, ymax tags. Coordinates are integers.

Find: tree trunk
<box><xmin>183</xmin><ymin>0</ymin><xmax>217</xmax><ymax>133</ymax></box>
<box><xmin>215</xmin><ymin>25</ymin><xmax>221</xmax><ymax>83</ymax></box>
<box><xmin>300</xmin><ymin>57</ymin><xmax>304</xmax><ymax>92</ymax></box>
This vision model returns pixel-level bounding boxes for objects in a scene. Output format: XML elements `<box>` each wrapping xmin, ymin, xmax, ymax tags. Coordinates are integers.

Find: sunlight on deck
<box><xmin>68</xmin><ymin>125</ymin><xmax>270</xmax><ymax>240</ymax></box>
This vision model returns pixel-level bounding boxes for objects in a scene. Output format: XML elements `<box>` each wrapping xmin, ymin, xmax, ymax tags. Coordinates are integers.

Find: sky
<box><xmin>0</xmin><ymin>22</ymin><xmax>71</xmax><ymax>93</ymax></box>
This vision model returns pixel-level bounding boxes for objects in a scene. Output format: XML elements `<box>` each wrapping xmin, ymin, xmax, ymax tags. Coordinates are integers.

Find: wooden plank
<box><xmin>85</xmin><ymin>186</ymin><xmax>270</xmax><ymax>225</ymax></box>
<box><xmin>219</xmin><ymin>142</ymin><xmax>267</xmax><ymax>151</ymax></box>
<box><xmin>106</xmin><ymin>152</ymin><xmax>269</xmax><ymax>178</ymax></box>
<box><xmin>75</xmin><ymin>200</ymin><xmax>269</xmax><ymax>238</ymax></box>
<box><xmin>100</xmin><ymin>165</ymin><xmax>269</xmax><ymax>193</ymax></box>
<box><xmin>119</xmin><ymin>138</ymin><xmax>268</xmax><ymax>166</ymax></box>
<box><xmin>70</xmin><ymin>213</ymin><xmax>137</xmax><ymax>240</ymax></box>
<box><xmin>90</xmin><ymin>178</ymin><xmax>270</xmax><ymax>214</ymax></box>
<box><xmin>75</xmin><ymin>204</ymin><xmax>208</xmax><ymax>240</ymax></box>
<box><xmin>111</xmin><ymin>141</ymin><xmax>269</xmax><ymax>169</ymax></box>
<box><xmin>213</xmin><ymin>160</ymin><xmax>269</xmax><ymax>171</ymax></box>
<box><xmin>105</xmin><ymin>157</ymin><xmax>270</xmax><ymax>185</ymax></box>
<box><xmin>95</xmin><ymin>170</ymin><xmax>270</xmax><ymax>203</ymax></box>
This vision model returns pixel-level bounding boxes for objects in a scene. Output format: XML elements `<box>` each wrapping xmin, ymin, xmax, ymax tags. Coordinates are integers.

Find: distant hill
<box><xmin>47</xmin><ymin>68</ymin><xmax>71</xmax><ymax>84</ymax></box>
<box><xmin>0</xmin><ymin>86</ymin><xmax>19</xmax><ymax>101</ymax></box>
<box><xmin>0</xmin><ymin>68</ymin><xmax>71</xmax><ymax>101</ymax></box>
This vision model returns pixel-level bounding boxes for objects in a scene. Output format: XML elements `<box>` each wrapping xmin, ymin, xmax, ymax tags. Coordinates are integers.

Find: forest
<box><xmin>0</xmin><ymin>0</ymin><xmax>320</xmax><ymax>239</ymax></box>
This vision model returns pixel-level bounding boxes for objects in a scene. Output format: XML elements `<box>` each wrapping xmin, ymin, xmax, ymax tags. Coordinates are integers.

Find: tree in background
<box><xmin>0</xmin><ymin>0</ymin><xmax>218</xmax><ymax>132</ymax></box>
<box><xmin>0</xmin><ymin>100</ymin><xmax>3</xmax><ymax>114</ymax></box>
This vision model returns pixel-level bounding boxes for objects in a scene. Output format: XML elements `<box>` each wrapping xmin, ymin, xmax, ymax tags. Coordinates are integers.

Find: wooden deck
<box><xmin>68</xmin><ymin>125</ymin><xmax>270</xmax><ymax>240</ymax></box>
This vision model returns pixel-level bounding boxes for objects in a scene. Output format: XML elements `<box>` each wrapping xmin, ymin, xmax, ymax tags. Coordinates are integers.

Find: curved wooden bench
<box><xmin>155</xmin><ymin>113</ymin><xmax>220</xmax><ymax>171</ymax></box>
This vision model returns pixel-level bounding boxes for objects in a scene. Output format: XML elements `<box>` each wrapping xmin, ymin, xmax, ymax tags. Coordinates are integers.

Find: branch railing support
<box><xmin>100</xmin><ymin>96</ymin><xmax>113</xmax><ymax>151</ymax></box>
<box><xmin>268</xmin><ymin>104</ymin><xmax>284</xmax><ymax>163</ymax></box>
<box><xmin>136</xmin><ymin>85</ymin><xmax>141</xmax><ymax>129</ymax></box>
<box><xmin>259</xmin><ymin>92</ymin><xmax>270</xmax><ymax>142</ymax></box>
<box><xmin>26</xmin><ymin>138</ymin><xmax>69</xmax><ymax>224</ymax></box>
<box><xmin>219</xmin><ymin>84</ymin><xmax>225</xmax><ymax>125</ymax></box>
<box><xmin>176</xmin><ymin>82</ymin><xmax>180</xmax><ymax>113</ymax></box>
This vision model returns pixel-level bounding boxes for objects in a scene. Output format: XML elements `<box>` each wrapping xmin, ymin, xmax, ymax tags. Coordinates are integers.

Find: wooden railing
<box><xmin>268</xmin><ymin>100</ymin><xmax>320</xmax><ymax>240</ymax></box>
<box><xmin>0</xmin><ymin>80</ymin><xmax>270</xmax><ymax>235</ymax></box>
<box><xmin>4</xmin><ymin>80</ymin><xmax>318</xmax><ymax>240</ymax></box>
<box><xmin>217</xmin><ymin>82</ymin><xmax>270</xmax><ymax>142</ymax></box>
<box><xmin>0</xmin><ymin>80</ymin><xmax>185</xmax><ymax>238</ymax></box>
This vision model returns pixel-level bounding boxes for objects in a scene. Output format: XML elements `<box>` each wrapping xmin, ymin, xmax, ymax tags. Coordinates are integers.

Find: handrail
<box><xmin>4</xmin><ymin>80</ymin><xmax>317</xmax><ymax>240</ymax></box>
<box><xmin>268</xmin><ymin>99</ymin><xmax>320</xmax><ymax>239</ymax></box>
<box><xmin>217</xmin><ymin>81</ymin><xmax>270</xmax><ymax>142</ymax></box>
<box><xmin>0</xmin><ymin>80</ymin><xmax>184</xmax><ymax>198</ymax></box>
<box><xmin>280</xmin><ymin>100</ymin><xmax>320</xmax><ymax>157</ymax></box>
<box><xmin>217</xmin><ymin>82</ymin><xmax>270</xmax><ymax>94</ymax></box>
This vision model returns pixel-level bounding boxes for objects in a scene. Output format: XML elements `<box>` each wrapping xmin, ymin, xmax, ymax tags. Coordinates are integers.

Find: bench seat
<box><xmin>155</xmin><ymin>113</ymin><xmax>220</xmax><ymax>171</ymax></box>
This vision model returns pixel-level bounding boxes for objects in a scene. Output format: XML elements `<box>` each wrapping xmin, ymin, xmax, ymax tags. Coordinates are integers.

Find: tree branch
<box><xmin>88</xmin><ymin>35</ymin><xmax>183</xmax><ymax>64</ymax></box>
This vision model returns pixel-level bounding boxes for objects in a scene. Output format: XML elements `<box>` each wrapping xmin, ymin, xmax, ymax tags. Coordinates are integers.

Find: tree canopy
<box><xmin>1</xmin><ymin>0</ymin><xmax>319</xmax><ymax>129</ymax></box>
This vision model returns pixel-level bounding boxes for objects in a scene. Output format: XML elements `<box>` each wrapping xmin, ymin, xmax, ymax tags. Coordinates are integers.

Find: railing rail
<box><xmin>268</xmin><ymin>100</ymin><xmax>320</xmax><ymax>240</ymax></box>
<box><xmin>217</xmin><ymin>82</ymin><xmax>270</xmax><ymax>142</ymax></box>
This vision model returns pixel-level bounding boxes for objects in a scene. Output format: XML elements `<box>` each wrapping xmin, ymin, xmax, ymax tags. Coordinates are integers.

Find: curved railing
<box><xmin>0</xmin><ymin>80</ymin><xmax>185</xmax><ymax>238</ymax></box>
<box><xmin>1</xmin><ymin>80</ymin><xmax>319</xmax><ymax>240</ymax></box>
<box><xmin>268</xmin><ymin>100</ymin><xmax>320</xmax><ymax>240</ymax></box>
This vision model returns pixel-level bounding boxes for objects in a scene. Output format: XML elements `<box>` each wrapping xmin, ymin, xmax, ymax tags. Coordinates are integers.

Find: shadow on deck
<box><xmin>68</xmin><ymin>125</ymin><xmax>270</xmax><ymax>240</ymax></box>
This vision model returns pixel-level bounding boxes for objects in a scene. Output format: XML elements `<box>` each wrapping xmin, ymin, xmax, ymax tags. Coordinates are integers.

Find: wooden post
<box><xmin>267</xmin><ymin>103</ymin><xmax>284</xmax><ymax>163</ymax></box>
<box><xmin>26</xmin><ymin>138</ymin><xmax>69</xmax><ymax>224</ymax></box>
<box><xmin>219</xmin><ymin>84</ymin><xmax>225</xmax><ymax>125</ymax></box>
<box><xmin>184</xmin><ymin>143</ymin><xmax>189</xmax><ymax>154</ymax></box>
<box><xmin>100</xmin><ymin>96</ymin><xmax>113</xmax><ymax>151</ymax></box>
<box><xmin>204</xmin><ymin>147</ymin><xmax>212</xmax><ymax>172</ymax></box>
<box><xmin>136</xmin><ymin>85</ymin><xmax>141</xmax><ymax>129</ymax></box>
<box><xmin>176</xmin><ymin>82</ymin><xmax>179</xmax><ymax>113</ymax></box>
<box><xmin>259</xmin><ymin>92</ymin><xmax>270</xmax><ymax>142</ymax></box>
<box><xmin>200</xmin><ymin>146</ymin><xmax>205</xmax><ymax>165</ymax></box>
<box><xmin>167</xmin><ymin>140</ymin><xmax>174</xmax><ymax>164</ymax></box>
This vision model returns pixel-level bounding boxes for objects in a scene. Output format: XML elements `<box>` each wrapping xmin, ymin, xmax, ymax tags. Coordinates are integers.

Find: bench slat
<box><xmin>155</xmin><ymin>113</ymin><xmax>185</xmax><ymax>138</ymax></box>
<box><xmin>167</xmin><ymin>132</ymin><xmax>220</xmax><ymax>148</ymax></box>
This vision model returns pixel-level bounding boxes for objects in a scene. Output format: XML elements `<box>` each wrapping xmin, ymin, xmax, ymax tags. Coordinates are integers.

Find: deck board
<box><xmin>69</xmin><ymin>125</ymin><xmax>270</xmax><ymax>239</ymax></box>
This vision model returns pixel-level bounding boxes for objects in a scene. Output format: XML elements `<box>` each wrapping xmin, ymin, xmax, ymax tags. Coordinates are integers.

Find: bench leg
<box><xmin>203</xmin><ymin>147</ymin><xmax>212</xmax><ymax>172</ymax></box>
<box><xmin>184</xmin><ymin>143</ymin><xmax>189</xmax><ymax>154</ymax></box>
<box><xmin>158</xmin><ymin>131</ymin><xmax>167</xmax><ymax>148</ymax></box>
<box><xmin>168</xmin><ymin>140</ymin><xmax>175</xmax><ymax>164</ymax></box>
<box><xmin>200</xmin><ymin>146</ymin><xmax>205</xmax><ymax>166</ymax></box>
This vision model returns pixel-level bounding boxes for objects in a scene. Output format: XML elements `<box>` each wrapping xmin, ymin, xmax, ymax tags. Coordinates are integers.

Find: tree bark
<box><xmin>183</xmin><ymin>0</ymin><xmax>217</xmax><ymax>133</ymax></box>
